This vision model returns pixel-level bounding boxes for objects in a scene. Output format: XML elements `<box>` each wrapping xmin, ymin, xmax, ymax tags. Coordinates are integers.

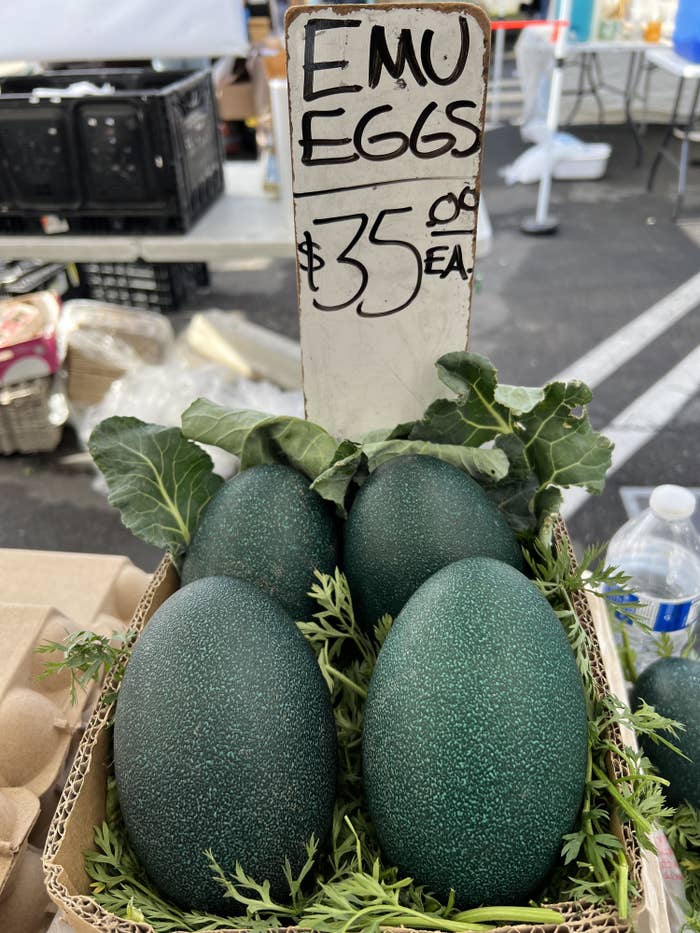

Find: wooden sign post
<box><xmin>286</xmin><ymin>3</ymin><xmax>489</xmax><ymax>438</ymax></box>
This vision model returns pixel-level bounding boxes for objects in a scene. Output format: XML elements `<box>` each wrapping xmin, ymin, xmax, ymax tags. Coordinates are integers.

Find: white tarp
<box><xmin>0</xmin><ymin>0</ymin><xmax>248</xmax><ymax>62</ymax></box>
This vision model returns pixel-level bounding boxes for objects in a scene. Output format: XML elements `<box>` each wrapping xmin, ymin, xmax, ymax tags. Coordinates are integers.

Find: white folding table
<box><xmin>645</xmin><ymin>47</ymin><xmax>700</xmax><ymax>219</ymax></box>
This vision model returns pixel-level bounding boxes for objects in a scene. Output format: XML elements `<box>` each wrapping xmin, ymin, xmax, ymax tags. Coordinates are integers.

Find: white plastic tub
<box><xmin>553</xmin><ymin>143</ymin><xmax>612</xmax><ymax>180</ymax></box>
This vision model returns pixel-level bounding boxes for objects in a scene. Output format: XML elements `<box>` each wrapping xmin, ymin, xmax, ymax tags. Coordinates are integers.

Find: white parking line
<box><xmin>562</xmin><ymin>342</ymin><xmax>700</xmax><ymax>519</ymax></box>
<box><xmin>553</xmin><ymin>270</ymin><xmax>700</xmax><ymax>389</ymax></box>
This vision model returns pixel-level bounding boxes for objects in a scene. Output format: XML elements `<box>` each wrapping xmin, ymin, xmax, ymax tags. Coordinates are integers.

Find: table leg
<box><xmin>589</xmin><ymin>53</ymin><xmax>606</xmax><ymax>123</ymax></box>
<box><xmin>566</xmin><ymin>53</ymin><xmax>588</xmax><ymax>125</ymax></box>
<box><xmin>624</xmin><ymin>51</ymin><xmax>644</xmax><ymax>167</ymax></box>
<box><xmin>641</xmin><ymin>61</ymin><xmax>654</xmax><ymax>134</ymax></box>
<box><xmin>491</xmin><ymin>9</ymin><xmax>506</xmax><ymax>126</ymax></box>
<box><xmin>674</xmin><ymin>79</ymin><xmax>700</xmax><ymax>220</ymax></box>
<box><xmin>647</xmin><ymin>77</ymin><xmax>686</xmax><ymax>193</ymax></box>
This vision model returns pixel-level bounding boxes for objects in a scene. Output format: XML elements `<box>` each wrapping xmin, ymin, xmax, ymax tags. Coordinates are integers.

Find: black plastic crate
<box><xmin>78</xmin><ymin>261</ymin><xmax>208</xmax><ymax>312</ymax></box>
<box><xmin>0</xmin><ymin>69</ymin><xmax>224</xmax><ymax>233</ymax></box>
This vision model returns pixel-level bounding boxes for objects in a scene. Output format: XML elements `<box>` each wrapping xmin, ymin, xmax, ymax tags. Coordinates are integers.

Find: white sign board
<box><xmin>286</xmin><ymin>4</ymin><xmax>489</xmax><ymax>437</ymax></box>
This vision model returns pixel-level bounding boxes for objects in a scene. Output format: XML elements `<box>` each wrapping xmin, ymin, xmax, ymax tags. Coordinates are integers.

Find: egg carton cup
<box><xmin>42</xmin><ymin>522</ymin><xmax>645</xmax><ymax>933</ymax></box>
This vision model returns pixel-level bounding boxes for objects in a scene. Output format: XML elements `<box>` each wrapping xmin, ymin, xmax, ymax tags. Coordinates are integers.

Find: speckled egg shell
<box><xmin>181</xmin><ymin>463</ymin><xmax>339</xmax><ymax>621</ymax></box>
<box><xmin>362</xmin><ymin>557</ymin><xmax>588</xmax><ymax>907</ymax></box>
<box><xmin>632</xmin><ymin>657</ymin><xmax>700</xmax><ymax>808</ymax></box>
<box><xmin>343</xmin><ymin>455</ymin><xmax>523</xmax><ymax>629</ymax></box>
<box><xmin>113</xmin><ymin>576</ymin><xmax>337</xmax><ymax>913</ymax></box>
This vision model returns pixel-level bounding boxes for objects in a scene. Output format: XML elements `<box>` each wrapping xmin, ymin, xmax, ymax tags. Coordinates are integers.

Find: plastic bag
<box><xmin>634</xmin><ymin>829</ymin><xmax>690</xmax><ymax>933</ymax></box>
<box><xmin>499</xmin><ymin>134</ymin><xmax>575</xmax><ymax>185</ymax></box>
<box><xmin>74</xmin><ymin>362</ymin><xmax>304</xmax><ymax>484</ymax></box>
<box><xmin>60</xmin><ymin>300</ymin><xmax>174</xmax><ymax>367</ymax></box>
<box><xmin>31</xmin><ymin>81</ymin><xmax>116</xmax><ymax>97</ymax></box>
<box><xmin>514</xmin><ymin>24</ymin><xmax>555</xmax><ymax>142</ymax></box>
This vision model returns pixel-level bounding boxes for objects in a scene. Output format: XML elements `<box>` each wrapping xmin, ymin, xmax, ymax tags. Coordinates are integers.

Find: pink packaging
<box><xmin>0</xmin><ymin>292</ymin><xmax>62</xmax><ymax>386</ymax></box>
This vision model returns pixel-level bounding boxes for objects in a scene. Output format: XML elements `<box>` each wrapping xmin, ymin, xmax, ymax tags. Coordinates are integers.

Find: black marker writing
<box><xmin>427</xmin><ymin>185</ymin><xmax>477</xmax><ymax>227</ymax></box>
<box><xmin>367</xmin><ymin>16</ymin><xmax>470</xmax><ymax>89</ymax></box>
<box><xmin>303</xmin><ymin>19</ymin><xmax>362</xmax><ymax>102</ymax></box>
<box><xmin>297</xmin><ymin>231</ymin><xmax>325</xmax><ymax>292</ymax></box>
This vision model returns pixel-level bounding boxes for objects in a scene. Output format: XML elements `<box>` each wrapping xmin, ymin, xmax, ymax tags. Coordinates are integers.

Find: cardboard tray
<box><xmin>42</xmin><ymin>520</ymin><xmax>645</xmax><ymax>933</ymax></box>
<box><xmin>0</xmin><ymin>548</ymin><xmax>150</xmax><ymax>933</ymax></box>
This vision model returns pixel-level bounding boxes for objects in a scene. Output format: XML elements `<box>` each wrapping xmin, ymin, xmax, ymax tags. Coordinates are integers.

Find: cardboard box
<box><xmin>586</xmin><ymin>592</ymin><xmax>672</xmax><ymax>933</ymax></box>
<box><xmin>218</xmin><ymin>80</ymin><xmax>255</xmax><ymax>122</ymax></box>
<box><xmin>249</xmin><ymin>16</ymin><xmax>272</xmax><ymax>43</ymax></box>
<box><xmin>213</xmin><ymin>57</ymin><xmax>256</xmax><ymax>122</ymax></box>
<box><xmin>42</xmin><ymin>522</ymin><xmax>646</xmax><ymax>933</ymax></box>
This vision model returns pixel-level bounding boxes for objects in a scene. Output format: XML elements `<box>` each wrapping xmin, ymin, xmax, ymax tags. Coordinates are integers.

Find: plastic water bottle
<box><xmin>605</xmin><ymin>485</ymin><xmax>700</xmax><ymax>674</ymax></box>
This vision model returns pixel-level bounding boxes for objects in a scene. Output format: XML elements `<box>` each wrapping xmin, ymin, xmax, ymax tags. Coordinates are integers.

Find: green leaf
<box><xmin>518</xmin><ymin>381</ymin><xmax>613</xmax><ymax>494</ymax></box>
<box><xmin>310</xmin><ymin>442</ymin><xmax>363</xmax><ymax>516</ymax></box>
<box><xmin>407</xmin><ymin>352</ymin><xmax>612</xmax><ymax>537</ymax></box>
<box><xmin>533</xmin><ymin>487</ymin><xmax>564</xmax><ymax>547</ymax></box>
<box><xmin>182</xmin><ymin>399</ymin><xmax>338</xmax><ymax>481</ymax></box>
<box><xmin>362</xmin><ymin>439</ymin><xmax>509</xmax><ymax>483</ymax></box>
<box><xmin>410</xmin><ymin>354</ymin><xmax>511</xmax><ymax>446</ymax></box>
<box><xmin>482</xmin><ymin>436</ymin><xmax>540</xmax><ymax>534</ymax></box>
<box><xmin>360</xmin><ymin>421</ymin><xmax>415</xmax><ymax>443</ymax></box>
<box><xmin>89</xmin><ymin>416</ymin><xmax>222</xmax><ymax>559</ymax></box>
<box><xmin>494</xmin><ymin>384</ymin><xmax>544</xmax><ymax>414</ymax></box>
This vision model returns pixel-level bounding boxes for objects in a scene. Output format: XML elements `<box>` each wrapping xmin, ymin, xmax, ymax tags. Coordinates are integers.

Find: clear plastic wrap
<box><xmin>75</xmin><ymin>362</ymin><xmax>304</xmax><ymax>483</ymax></box>
<box><xmin>60</xmin><ymin>300</ymin><xmax>174</xmax><ymax>363</ymax></box>
<box><xmin>59</xmin><ymin>300</ymin><xmax>174</xmax><ymax>406</ymax></box>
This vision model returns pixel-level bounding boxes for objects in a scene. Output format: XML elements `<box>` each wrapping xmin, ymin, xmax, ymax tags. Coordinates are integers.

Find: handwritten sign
<box><xmin>286</xmin><ymin>3</ymin><xmax>489</xmax><ymax>437</ymax></box>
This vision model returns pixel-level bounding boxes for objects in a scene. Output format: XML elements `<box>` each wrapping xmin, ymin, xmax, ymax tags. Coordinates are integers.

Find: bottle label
<box><xmin>604</xmin><ymin>588</ymin><xmax>699</xmax><ymax>632</ymax></box>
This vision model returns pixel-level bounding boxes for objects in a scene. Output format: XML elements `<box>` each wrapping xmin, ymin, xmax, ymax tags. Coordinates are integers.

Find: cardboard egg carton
<box><xmin>0</xmin><ymin>550</ymin><xmax>148</xmax><ymax>629</ymax></box>
<box><xmin>0</xmin><ymin>549</ymin><xmax>149</xmax><ymax>933</ymax></box>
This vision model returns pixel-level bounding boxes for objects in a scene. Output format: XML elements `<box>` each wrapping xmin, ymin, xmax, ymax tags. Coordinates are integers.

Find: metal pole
<box><xmin>491</xmin><ymin>0</ymin><xmax>507</xmax><ymax>126</ymax></box>
<box><xmin>521</xmin><ymin>0</ymin><xmax>572</xmax><ymax>235</ymax></box>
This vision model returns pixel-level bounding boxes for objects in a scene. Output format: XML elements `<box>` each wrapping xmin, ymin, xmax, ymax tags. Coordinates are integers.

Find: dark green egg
<box><xmin>632</xmin><ymin>656</ymin><xmax>700</xmax><ymax>808</ymax></box>
<box><xmin>362</xmin><ymin>557</ymin><xmax>588</xmax><ymax>907</ymax></box>
<box><xmin>114</xmin><ymin>576</ymin><xmax>337</xmax><ymax>913</ymax></box>
<box><xmin>344</xmin><ymin>455</ymin><xmax>522</xmax><ymax>628</ymax></box>
<box><xmin>181</xmin><ymin>463</ymin><xmax>339</xmax><ymax>620</ymax></box>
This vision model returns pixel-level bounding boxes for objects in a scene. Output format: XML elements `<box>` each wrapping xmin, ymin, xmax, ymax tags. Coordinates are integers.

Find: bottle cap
<box><xmin>649</xmin><ymin>485</ymin><xmax>697</xmax><ymax>521</ymax></box>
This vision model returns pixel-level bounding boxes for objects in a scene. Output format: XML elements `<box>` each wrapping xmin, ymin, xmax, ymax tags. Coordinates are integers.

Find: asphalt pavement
<box><xmin>1</xmin><ymin>121</ymin><xmax>698</xmax><ymax>570</ymax></box>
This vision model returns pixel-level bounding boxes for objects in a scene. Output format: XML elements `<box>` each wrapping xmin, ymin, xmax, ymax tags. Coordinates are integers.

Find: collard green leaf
<box><xmin>362</xmin><ymin>439</ymin><xmax>509</xmax><ymax>483</ymax></box>
<box><xmin>434</xmin><ymin>351</ymin><xmax>499</xmax><ymax>398</ymax></box>
<box><xmin>88</xmin><ymin>416</ymin><xmax>222</xmax><ymax>559</ymax></box>
<box><xmin>410</xmin><ymin>355</ymin><xmax>511</xmax><ymax>447</ymax></box>
<box><xmin>494</xmin><ymin>384</ymin><xmax>545</xmax><ymax>414</ymax></box>
<box><xmin>310</xmin><ymin>442</ymin><xmax>364</xmax><ymax>516</ymax></box>
<box><xmin>534</xmin><ymin>487</ymin><xmax>565</xmax><ymax>547</ymax></box>
<box><xmin>182</xmin><ymin>398</ymin><xmax>338</xmax><ymax>481</ymax></box>
<box><xmin>409</xmin><ymin>352</ymin><xmax>612</xmax><ymax>538</ymax></box>
<box><xmin>519</xmin><ymin>382</ymin><xmax>613</xmax><ymax>494</ymax></box>
<box><xmin>359</xmin><ymin>421</ymin><xmax>415</xmax><ymax>444</ymax></box>
<box><xmin>483</xmin><ymin>436</ymin><xmax>540</xmax><ymax>534</ymax></box>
